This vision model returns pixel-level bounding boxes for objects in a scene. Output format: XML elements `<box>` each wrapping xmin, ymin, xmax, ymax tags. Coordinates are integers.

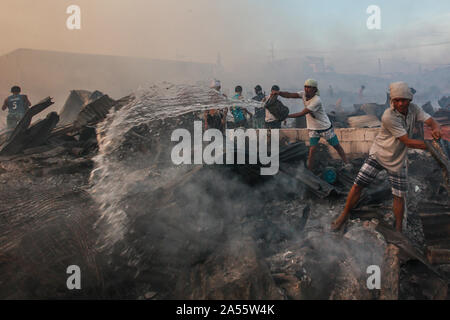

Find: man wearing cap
<box><xmin>2</xmin><ymin>86</ymin><xmax>31</xmax><ymax>129</ymax></box>
<box><xmin>271</xmin><ymin>79</ymin><xmax>350</xmax><ymax>170</ymax></box>
<box><xmin>331</xmin><ymin>82</ymin><xmax>442</xmax><ymax>233</ymax></box>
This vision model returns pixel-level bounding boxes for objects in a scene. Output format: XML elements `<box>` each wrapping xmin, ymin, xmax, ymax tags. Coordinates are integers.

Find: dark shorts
<box><xmin>227</xmin><ymin>120</ymin><xmax>248</xmax><ymax>129</ymax></box>
<box><xmin>265</xmin><ymin>121</ymin><xmax>282</xmax><ymax>129</ymax></box>
<box><xmin>354</xmin><ymin>155</ymin><xmax>408</xmax><ymax>198</ymax></box>
<box><xmin>7</xmin><ymin>113</ymin><xmax>24</xmax><ymax>129</ymax></box>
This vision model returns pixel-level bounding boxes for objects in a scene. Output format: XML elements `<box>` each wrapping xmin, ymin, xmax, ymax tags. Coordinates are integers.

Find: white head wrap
<box><xmin>304</xmin><ymin>79</ymin><xmax>320</xmax><ymax>96</ymax></box>
<box><xmin>390</xmin><ymin>82</ymin><xmax>414</xmax><ymax>100</ymax></box>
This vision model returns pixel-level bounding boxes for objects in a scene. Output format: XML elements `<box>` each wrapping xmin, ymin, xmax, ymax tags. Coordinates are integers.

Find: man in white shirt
<box><xmin>271</xmin><ymin>79</ymin><xmax>349</xmax><ymax>170</ymax></box>
<box><xmin>264</xmin><ymin>85</ymin><xmax>283</xmax><ymax>129</ymax></box>
<box><xmin>331</xmin><ymin>82</ymin><xmax>442</xmax><ymax>233</ymax></box>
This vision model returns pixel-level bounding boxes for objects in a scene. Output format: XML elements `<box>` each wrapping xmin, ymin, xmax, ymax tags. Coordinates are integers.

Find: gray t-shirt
<box><xmin>369</xmin><ymin>103</ymin><xmax>430</xmax><ymax>173</ymax></box>
<box><xmin>298</xmin><ymin>92</ymin><xmax>331</xmax><ymax>130</ymax></box>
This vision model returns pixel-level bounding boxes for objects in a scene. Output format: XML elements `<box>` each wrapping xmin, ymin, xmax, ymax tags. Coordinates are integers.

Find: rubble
<box><xmin>73</xmin><ymin>94</ymin><xmax>117</xmax><ymax>127</ymax></box>
<box><xmin>438</xmin><ymin>96</ymin><xmax>450</xmax><ymax>109</ymax></box>
<box><xmin>0</xmin><ymin>97</ymin><xmax>55</xmax><ymax>156</ymax></box>
<box><xmin>58</xmin><ymin>90</ymin><xmax>93</xmax><ymax>125</ymax></box>
<box><xmin>0</xmin><ymin>84</ymin><xmax>449</xmax><ymax>300</ymax></box>
<box><xmin>425</xmin><ymin>140</ymin><xmax>450</xmax><ymax>193</ymax></box>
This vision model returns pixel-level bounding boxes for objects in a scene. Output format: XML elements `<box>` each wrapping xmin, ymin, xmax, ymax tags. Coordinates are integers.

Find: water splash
<box><xmin>90</xmin><ymin>82</ymin><xmax>261</xmax><ymax>250</ymax></box>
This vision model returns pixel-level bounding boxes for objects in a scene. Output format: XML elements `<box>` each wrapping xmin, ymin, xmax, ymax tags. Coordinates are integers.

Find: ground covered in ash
<box><xmin>0</xmin><ymin>85</ymin><xmax>449</xmax><ymax>300</ymax></box>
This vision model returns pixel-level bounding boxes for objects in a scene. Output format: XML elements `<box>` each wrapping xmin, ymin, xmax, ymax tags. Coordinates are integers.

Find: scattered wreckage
<box><xmin>0</xmin><ymin>86</ymin><xmax>449</xmax><ymax>300</ymax></box>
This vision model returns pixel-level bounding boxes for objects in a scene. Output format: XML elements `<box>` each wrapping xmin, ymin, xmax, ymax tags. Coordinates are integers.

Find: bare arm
<box><xmin>288</xmin><ymin>108</ymin><xmax>312</xmax><ymax>118</ymax></box>
<box><xmin>243</xmin><ymin>108</ymin><xmax>252</xmax><ymax>117</ymax></box>
<box><xmin>424</xmin><ymin>117</ymin><xmax>442</xmax><ymax>140</ymax></box>
<box><xmin>398</xmin><ymin>135</ymin><xmax>427</xmax><ymax>150</ymax></box>
<box><xmin>277</xmin><ymin>91</ymin><xmax>302</xmax><ymax>99</ymax></box>
<box><xmin>1</xmin><ymin>99</ymin><xmax>7</xmax><ymax>111</ymax></box>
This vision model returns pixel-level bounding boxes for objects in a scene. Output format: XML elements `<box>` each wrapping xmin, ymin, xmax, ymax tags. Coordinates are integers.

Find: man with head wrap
<box><xmin>331</xmin><ymin>82</ymin><xmax>442</xmax><ymax>233</ymax></box>
<box><xmin>271</xmin><ymin>79</ymin><xmax>350</xmax><ymax>170</ymax></box>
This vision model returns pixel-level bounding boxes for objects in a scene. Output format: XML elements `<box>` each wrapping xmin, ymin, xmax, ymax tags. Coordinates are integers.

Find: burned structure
<box><xmin>0</xmin><ymin>84</ymin><xmax>449</xmax><ymax>300</ymax></box>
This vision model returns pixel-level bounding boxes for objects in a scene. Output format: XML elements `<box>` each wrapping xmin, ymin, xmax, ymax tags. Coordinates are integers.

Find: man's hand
<box><xmin>431</xmin><ymin>127</ymin><xmax>442</xmax><ymax>140</ymax></box>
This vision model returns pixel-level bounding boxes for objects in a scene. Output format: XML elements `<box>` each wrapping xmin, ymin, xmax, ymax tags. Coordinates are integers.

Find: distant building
<box><xmin>0</xmin><ymin>48</ymin><xmax>215</xmax><ymax>103</ymax></box>
<box><xmin>303</xmin><ymin>56</ymin><xmax>326</xmax><ymax>73</ymax></box>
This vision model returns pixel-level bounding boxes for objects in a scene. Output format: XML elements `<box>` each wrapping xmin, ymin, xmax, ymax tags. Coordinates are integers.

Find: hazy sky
<box><xmin>1</xmin><ymin>0</ymin><xmax>450</xmax><ymax>72</ymax></box>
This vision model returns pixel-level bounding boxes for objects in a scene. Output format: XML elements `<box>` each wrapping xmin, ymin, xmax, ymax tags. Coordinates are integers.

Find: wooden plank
<box><xmin>427</xmin><ymin>248</ymin><xmax>450</xmax><ymax>265</ymax></box>
<box><xmin>380</xmin><ymin>244</ymin><xmax>400</xmax><ymax>300</ymax></box>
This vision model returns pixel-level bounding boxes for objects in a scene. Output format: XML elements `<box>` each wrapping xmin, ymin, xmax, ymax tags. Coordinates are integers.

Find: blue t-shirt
<box><xmin>231</xmin><ymin>94</ymin><xmax>245</xmax><ymax>123</ymax></box>
<box><xmin>7</xmin><ymin>94</ymin><xmax>28</xmax><ymax>114</ymax></box>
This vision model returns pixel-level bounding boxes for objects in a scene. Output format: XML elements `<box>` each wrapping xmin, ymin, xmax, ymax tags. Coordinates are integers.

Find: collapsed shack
<box><xmin>58</xmin><ymin>90</ymin><xmax>106</xmax><ymax>126</ymax></box>
<box><xmin>0</xmin><ymin>85</ymin><xmax>449</xmax><ymax>300</ymax></box>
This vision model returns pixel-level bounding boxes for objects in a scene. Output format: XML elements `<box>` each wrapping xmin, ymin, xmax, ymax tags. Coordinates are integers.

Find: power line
<box><xmin>279</xmin><ymin>39</ymin><xmax>450</xmax><ymax>55</ymax></box>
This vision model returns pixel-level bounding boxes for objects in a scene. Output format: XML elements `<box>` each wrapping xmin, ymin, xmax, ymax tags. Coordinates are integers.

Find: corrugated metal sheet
<box><xmin>74</xmin><ymin>95</ymin><xmax>116</xmax><ymax>127</ymax></box>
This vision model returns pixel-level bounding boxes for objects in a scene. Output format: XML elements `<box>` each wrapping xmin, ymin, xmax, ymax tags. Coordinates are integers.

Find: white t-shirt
<box><xmin>298</xmin><ymin>91</ymin><xmax>331</xmax><ymax>130</ymax></box>
<box><xmin>369</xmin><ymin>103</ymin><xmax>430</xmax><ymax>173</ymax></box>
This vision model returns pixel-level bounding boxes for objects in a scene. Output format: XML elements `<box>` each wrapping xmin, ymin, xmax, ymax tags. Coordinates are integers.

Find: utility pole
<box><xmin>216</xmin><ymin>52</ymin><xmax>222</xmax><ymax>67</ymax></box>
<box><xmin>270</xmin><ymin>42</ymin><xmax>275</xmax><ymax>63</ymax></box>
<box><xmin>378</xmin><ymin>58</ymin><xmax>382</xmax><ymax>75</ymax></box>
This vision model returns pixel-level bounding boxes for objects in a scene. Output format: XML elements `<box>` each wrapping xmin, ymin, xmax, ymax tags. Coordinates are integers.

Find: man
<box><xmin>252</xmin><ymin>85</ymin><xmax>266</xmax><ymax>129</ymax></box>
<box><xmin>271</xmin><ymin>79</ymin><xmax>350</xmax><ymax>170</ymax></box>
<box><xmin>252</xmin><ymin>85</ymin><xmax>265</xmax><ymax>102</ymax></box>
<box><xmin>2</xmin><ymin>86</ymin><xmax>31</xmax><ymax>129</ymax></box>
<box><xmin>359</xmin><ymin>85</ymin><xmax>366</xmax><ymax>101</ymax></box>
<box><xmin>328</xmin><ymin>85</ymin><xmax>334</xmax><ymax>97</ymax></box>
<box><xmin>228</xmin><ymin>86</ymin><xmax>251</xmax><ymax>129</ymax></box>
<box><xmin>263</xmin><ymin>85</ymin><xmax>284</xmax><ymax>129</ymax></box>
<box><xmin>331</xmin><ymin>82</ymin><xmax>442</xmax><ymax>233</ymax></box>
<box><xmin>204</xmin><ymin>80</ymin><xmax>227</xmax><ymax>132</ymax></box>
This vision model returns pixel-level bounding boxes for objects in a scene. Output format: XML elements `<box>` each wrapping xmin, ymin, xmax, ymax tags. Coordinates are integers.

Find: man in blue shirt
<box><xmin>229</xmin><ymin>86</ymin><xmax>251</xmax><ymax>129</ymax></box>
<box><xmin>2</xmin><ymin>86</ymin><xmax>31</xmax><ymax>129</ymax></box>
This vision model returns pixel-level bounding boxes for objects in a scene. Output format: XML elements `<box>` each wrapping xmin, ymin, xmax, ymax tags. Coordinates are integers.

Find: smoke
<box><xmin>1</xmin><ymin>1</ymin><xmax>450</xmax><ymax>119</ymax></box>
<box><xmin>2</xmin><ymin>0</ymin><xmax>450</xmax><ymax>71</ymax></box>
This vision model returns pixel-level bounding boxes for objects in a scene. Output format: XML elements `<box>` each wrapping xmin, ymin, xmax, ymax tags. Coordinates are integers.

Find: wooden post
<box><xmin>380</xmin><ymin>244</ymin><xmax>400</xmax><ymax>300</ymax></box>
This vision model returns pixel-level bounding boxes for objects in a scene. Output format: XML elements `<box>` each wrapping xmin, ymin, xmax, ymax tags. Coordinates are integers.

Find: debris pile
<box><xmin>0</xmin><ymin>84</ymin><xmax>449</xmax><ymax>300</ymax></box>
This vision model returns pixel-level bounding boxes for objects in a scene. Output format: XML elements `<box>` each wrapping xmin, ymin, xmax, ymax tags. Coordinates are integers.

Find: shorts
<box><xmin>354</xmin><ymin>155</ymin><xmax>407</xmax><ymax>198</ymax></box>
<box><xmin>7</xmin><ymin>113</ymin><xmax>24</xmax><ymax>129</ymax></box>
<box><xmin>227</xmin><ymin>120</ymin><xmax>247</xmax><ymax>129</ymax></box>
<box><xmin>253</xmin><ymin>116</ymin><xmax>266</xmax><ymax>129</ymax></box>
<box><xmin>309</xmin><ymin>126</ymin><xmax>339</xmax><ymax>147</ymax></box>
<box><xmin>265</xmin><ymin>121</ymin><xmax>282</xmax><ymax>129</ymax></box>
